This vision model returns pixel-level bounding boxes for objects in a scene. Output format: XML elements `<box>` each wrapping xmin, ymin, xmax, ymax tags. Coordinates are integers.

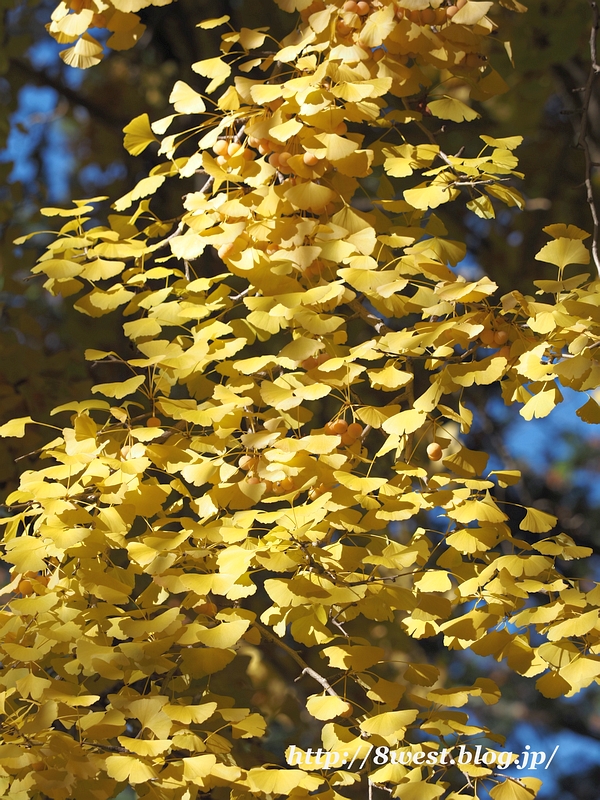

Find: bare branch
<box><xmin>9</xmin><ymin>58</ymin><xmax>129</xmax><ymax>131</ymax></box>
<box><xmin>578</xmin><ymin>1</ymin><xmax>600</xmax><ymax>276</ymax></box>
<box><xmin>348</xmin><ymin>299</ymin><xmax>391</xmax><ymax>335</ymax></box>
<box><xmin>254</xmin><ymin>622</ymin><xmax>339</xmax><ymax>696</ymax></box>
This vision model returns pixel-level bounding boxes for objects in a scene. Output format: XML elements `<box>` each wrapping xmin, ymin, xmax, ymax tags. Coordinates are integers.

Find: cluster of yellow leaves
<box><xmin>6</xmin><ymin>1</ymin><xmax>600</xmax><ymax>800</ymax></box>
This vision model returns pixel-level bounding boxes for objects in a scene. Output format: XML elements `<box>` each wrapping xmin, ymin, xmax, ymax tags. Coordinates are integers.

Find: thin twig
<box><xmin>197</xmin><ymin>121</ymin><xmax>248</xmax><ymax>195</ymax></box>
<box><xmin>151</xmin><ymin>221</ymin><xmax>185</xmax><ymax>253</ymax></box>
<box><xmin>578</xmin><ymin>1</ymin><xmax>600</xmax><ymax>276</ymax></box>
<box><xmin>452</xmin><ymin>178</ymin><xmax>511</xmax><ymax>188</ymax></box>
<box><xmin>229</xmin><ymin>285</ymin><xmax>253</xmax><ymax>301</ymax></box>
<box><xmin>348</xmin><ymin>299</ymin><xmax>391</xmax><ymax>335</ymax></box>
<box><xmin>254</xmin><ymin>622</ymin><xmax>339</xmax><ymax>696</ymax></box>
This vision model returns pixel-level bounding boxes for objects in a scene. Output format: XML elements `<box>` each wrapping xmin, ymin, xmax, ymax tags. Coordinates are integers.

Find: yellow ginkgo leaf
<box><xmin>196</xmin><ymin>15</ymin><xmax>230</xmax><ymax>28</ymax></box>
<box><xmin>359</xmin><ymin>709</ymin><xmax>419</xmax><ymax>737</ymax></box>
<box><xmin>105</xmin><ymin>755</ymin><xmax>157</xmax><ymax>785</ymax></box>
<box><xmin>169</xmin><ymin>81</ymin><xmax>206</xmax><ymax>113</ymax></box>
<box><xmin>519</xmin><ymin>507</ymin><xmax>557</xmax><ymax>533</ymax></box>
<box><xmin>305</xmin><ymin>695</ymin><xmax>353</xmax><ymax>721</ymax></box>
<box><xmin>535</xmin><ymin>237</ymin><xmax>590</xmax><ymax>268</ymax></box>
<box><xmin>404</xmin><ymin>183</ymin><xmax>459</xmax><ymax>210</ymax></box>
<box><xmin>123</xmin><ymin>113</ymin><xmax>158</xmax><ymax>156</ymax></box>
<box><xmin>535</xmin><ymin>670</ymin><xmax>571</xmax><ymax>699</ymax></box>
<box><xmin>382</xmin><ymin>409</ymin><xmax>426</xmax><ymax>435</ymax></box>
<box><xmin>91</xmin><ymin>375</ymin><xmax>146</xmax><ymax>399</ymax></box>
<box><xmin>427</xmin><ymin>97</ymin><xmax>480</xmax><ymax>123</ymax></box>
<box><xmin>285</xmin><ymin>181</ymin><xmax>336</xmax><ymax>212</ymax></box>
<box><xmin>576</xmin><ymin>397</ymin><xmax>600</xmax><ymax>423</ymax></box>
<box><xmin>192</xmin><ymin>56</ymin><xmax>232</xmax><ymax>94</ymax></box>
<box><xmin>414</xmin><ymin>570</ymin><xmax>453</xmax><ymax>593</ymax></box>
<box><xmin>117</xmin><ymin>737</ymin><xmax>172</xmax><ymax>756</ymax></box>
<box><xmin>489</xmin><ymin>778</ymin><xmax>538</xmax><ymax>800</ymax></box>
<box><xmin>113</xmin><ymin>175</ymin><xmax>166</xmax><ymax>211</ymax></box>
<box><xmin>404</xmin><ymin>663</ymin><xmax>440</xmax><ymax>686</ymax></box>
<box><xmin>59</xmin><ymin>33</ymin><xmax>103</xmax><ymax>68</ymax></box>
<box><xmin>0</xmin><ymin>417</ymin><xmax>34</xmax><ymax>438</ymax></box>
<box><xmin>448</xmin><ymin>494</ymin><xmax>508</xmax><ymax>524</ymax></box>
<box><xmin>246</xmin><ymin>768</ymin><xmax>307</xmax><ymax>795</ymax></box>
<box><xmin>333</xmin><ymin>471</ymin><xmax>387</xmax><ymax>493</ymax></box>
<box><xmin>182</xmin><ymin>754</ymin><xmax>217</xmax><ymax>781</ymax></box>
<box><xmin>322</xmin><ymin>645</ymin><xmax>385</xmax><ymax>672</ymax></box>
<box><xmin>452</xmin><ymin>1</ymin><xmax>493</xmax><ymax>25</ymax></box>
<box><xmin>269</xmin><ymin>118</ymin><xmax>303</xmax><ymax>141</ymax></box>
<box><xmin>195</xmin><ymin>620</ymin><xmax>249</xmax><ymax>648</ymax></box>
<box><xmin>395</xmin><ymin>783</ymin><xmax>445</xmax><ymax>800</ymax></box>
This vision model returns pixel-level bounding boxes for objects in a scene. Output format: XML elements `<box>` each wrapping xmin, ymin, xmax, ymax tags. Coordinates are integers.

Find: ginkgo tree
<box><xmin>1</xmin><ymin>0</ymin><xmax>600</xmax><ymax>798</ymax></box>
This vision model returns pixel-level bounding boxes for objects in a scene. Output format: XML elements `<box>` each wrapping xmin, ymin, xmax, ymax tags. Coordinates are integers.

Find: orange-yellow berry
<box><xmin>427</xmin><ymin>442</ymin><xmax>443</xmax><ymax>461</ymax></box>
<box><xmin>331</xmin><ymin>419</ymin><xmax>349</xmax><ymax>435</ymax></box>
<box><xmin>218</xmin><ymin>242</ymin><xmax>235</xmax><ymax>260</ymax></box>
<box><xmin>347</xmin><ymin>422</ymin><xmax>363</xmax><ymax>439</ymax></box>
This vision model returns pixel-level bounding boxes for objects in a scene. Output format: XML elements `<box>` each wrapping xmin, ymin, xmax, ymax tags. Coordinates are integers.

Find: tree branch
<box><xmin>578</xmin><ymin>1</ymin><xmax>600</xmax><ymax>276</ymax></box>
<box><xmin>348</xmin><ymin>299</ymin><xmax>391</xmax><ymax>335</ymax></box>
<box><xmin>9</xmin><ymin>58</ymin><xmax>130</xmax><ymax>131</ymax></box>
<box><xmin>254</xmin><ymin>622</ymin><xmax>339</xmax><ymax>696</ymax></box>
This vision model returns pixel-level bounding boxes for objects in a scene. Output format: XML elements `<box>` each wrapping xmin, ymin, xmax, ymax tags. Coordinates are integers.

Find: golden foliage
<box><xmin>3</xmin><ymin>1</ymin><xmax>600</xmax><ymax>799</ymax></box>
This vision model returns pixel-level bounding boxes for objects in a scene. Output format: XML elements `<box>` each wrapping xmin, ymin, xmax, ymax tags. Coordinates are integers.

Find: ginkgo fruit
<box><xmin>18</xmin><ymin>579</ymin><xmax>33</xmax><ymax>596</ymax></box>
<box><xmin>356</xmin><ymin>1</ymin><xmax>370</xmax><ymax>14</ymax></box>
<box><xmin>213</xmin><ymin>140</ymin><xmax>229</xmax><ymax>156</ymax></box>
<box><xmin>147</xmin><ymin>416</ymin><xmax>162</xmax><ymax>426</ymax></box>
<box><xmin>218</xmin><ymin>242</ymin><xmax>235</xmax><ymax>260</ymax></box>
<box><xmin>347</xmin><ymin>422</ymin><xmax>363</xmax><ymax>439</ymax></box>
<box><xmin>327</xmin><ymin>419</ymin><xmax>348</xmax><ymax>435</ymax></box>
<box><xmin>494</xmin><ymin>330</ymin><xmax>509</xmax><ymax>345</ymax></box>
<box><xmin>480</xmin><ymin>328</ymin><xmax>496</xmax><ymax>346</ymax></box>
<box><xmin>339</xmin><ymin>701</ymin><xmax>354</xmax><ymax>717</ymax></box>
<box><xmin>427</xmin><ymin>442</ymin><xmax>444</xmax><ymax>461</ymax></box>
<box><xmin>239</xmin><ymin>455</ymin><xmax>258</xmax><ymax>471</ymax></box>
<box><xmin>195</xmin><ymin>601</ymin><xmax>218</xmax><ymax>617</ymax></box>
